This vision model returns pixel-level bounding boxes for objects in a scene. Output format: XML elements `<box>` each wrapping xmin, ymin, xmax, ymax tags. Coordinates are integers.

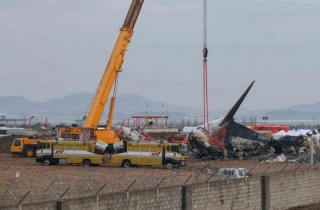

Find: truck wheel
<box><xmin>83</xmin><ymin>159</ymin><xmax>91</xmax><ymax>167</ymax></box>
<box><xmin>26</xmin><ymin>149</ymin><xmax>35</xmax><ymax>157</ymax></box>
<box><xmin>43</xmin><ymin>158</ymin><xmax>51</xmax><ymax>166</ymax></box>
<box><xmin>122</xmin><ymin>160</ymin><xmax>131</xmax><ymax>168</ymax></box>
<box><xmin>165</xmin><ymin>162</ymin><xmax>173</xmax><ymax>169</ymax></box>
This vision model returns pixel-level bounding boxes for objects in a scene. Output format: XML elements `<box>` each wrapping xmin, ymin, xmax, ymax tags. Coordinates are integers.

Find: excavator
<box><xmin>57</xmin><ymin>0</ymin><xmax>144</xmax><ymax>146</ymax></box>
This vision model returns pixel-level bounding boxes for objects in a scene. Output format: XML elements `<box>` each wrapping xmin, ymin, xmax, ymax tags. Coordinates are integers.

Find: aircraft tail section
<box><xmin>219</xmin><ymin>81</ymin><xmax>255</xmax><ymax>126</ymax></box>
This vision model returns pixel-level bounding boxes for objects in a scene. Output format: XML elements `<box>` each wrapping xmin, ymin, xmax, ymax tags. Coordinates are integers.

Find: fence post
<box><xmin>57</xmin><ymin>201</ymin><xmax>62</xmax><ymax>210</ymax></box>
<box><xmin>57</xmin><ymin>200</ymin><xmax>69</xmax><ymax>210</ymax></box>
<box><xmin>261</xmin><ymin>175</ymin><xmax>270</xmax><ymax>210</ymax></box>
<box><xmin>181</xmin><ymin>185</ymin><xmax>192</xmax><ymax>210</ymax></box>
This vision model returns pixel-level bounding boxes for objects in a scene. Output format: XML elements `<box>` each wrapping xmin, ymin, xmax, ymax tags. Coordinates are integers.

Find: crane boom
<box><xmin>84</xmin><ymin>0</ymin><xmax>144</xmax><ymax>129</ymax></box>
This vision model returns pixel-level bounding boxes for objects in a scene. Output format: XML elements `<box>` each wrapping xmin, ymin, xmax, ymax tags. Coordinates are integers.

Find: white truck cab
<box><xmin>218</xmin><ymin>168</ymin><xmax>251</xmax><ymax>180</ymax></box>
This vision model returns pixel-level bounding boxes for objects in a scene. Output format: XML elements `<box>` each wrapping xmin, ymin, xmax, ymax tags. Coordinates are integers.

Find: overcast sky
<box><xmin>1</xmin><ymin>0</ymin><xmax>320</xmax><ymax>111</ymax></box>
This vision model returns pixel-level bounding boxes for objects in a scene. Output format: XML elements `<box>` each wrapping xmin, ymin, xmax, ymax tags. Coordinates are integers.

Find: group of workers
<box><xmin>221</xmin><ymin>145</ymin><xmax>243</xmax><ymax>160</ymax></box>
<box><xmin>286</xmin><ymin>145</ymin><xmax>304</xmax><ymax>155</ymax></box>
<box><xmin>285</xmin><ymin>137</ymin><xmax>318</xmax><ymax>156</ymax></box>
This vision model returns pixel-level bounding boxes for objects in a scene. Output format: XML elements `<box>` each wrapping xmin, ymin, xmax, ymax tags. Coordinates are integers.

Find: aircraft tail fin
<box><xmin>219</xmin><ymin>80</ymin><xmax>255</xmax><ymax>126</ymax></box>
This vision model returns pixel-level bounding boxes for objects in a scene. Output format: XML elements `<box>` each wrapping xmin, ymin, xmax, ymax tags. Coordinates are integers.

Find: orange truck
<box><xmin>11</xmin><ymin>138</ymin><xmax>39</xmax><ymax>157</ymax></box>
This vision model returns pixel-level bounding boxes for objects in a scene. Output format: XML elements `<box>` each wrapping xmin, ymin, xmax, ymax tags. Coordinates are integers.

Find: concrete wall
<box><xmin>268</xmin><ymin>170</ymin><xmax>320</xmax><ymax>209</ymax></box>
<box><xmin>3</xmin><ymin>170</ymin><xmax>320</xmax><ymax>210</ymax></box>
<box><xmin>184</xmin><ymin>176</ymin><xmax>262</xmax><ymax>210</ymax></box>
<box><xmin>1</xmin><ymin>200</ymin><xmax>57</xmax><ymax>210</ymax></box>
<box><xmin>2</xmin><ymin>187</ymin><xmax>182</xmax><ymax>210</ymax></box>
<box><xmin>102</xmin><ymin>187</ymin><xmax>182</xmax><ymax>210</ymax></box>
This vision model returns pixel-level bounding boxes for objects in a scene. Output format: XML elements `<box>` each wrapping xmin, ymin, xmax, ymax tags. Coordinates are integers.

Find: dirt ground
<box><xmin>0</xmin><ymin>152</ymin><xmax>212</xmax><ymax>206</ymax></box>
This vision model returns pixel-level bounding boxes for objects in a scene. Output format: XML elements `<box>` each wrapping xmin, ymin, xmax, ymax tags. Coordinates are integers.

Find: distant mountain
<box><xmin>1</xmin><ymin>93</ymin><xmax>320</xmax><ymax>124</ymax></box>
<box><xmin>0</xmin><ymin>93</ymin><xmax>197</xmax><ymax>123</ymax></box>
<box><xmin>264</xmin><ymin>102</ymin><xmax>320</xmax><ymax>120</ymax></box>
<box><xmin>0</xmin><ymin>93</ymin><xmax>93</xmax><ymax>117</ymax></box>
<box><xmin>113</xmin><ymin>93</ymin><xmax>196</xmax><ymax>114</ymax></box>
<box><xmin>283</xmin><ymin>102</ymin><xmax>320</xmax><ymax>113</ymax></box>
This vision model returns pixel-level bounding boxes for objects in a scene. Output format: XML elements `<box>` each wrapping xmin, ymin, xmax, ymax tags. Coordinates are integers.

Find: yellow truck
<box><xmin>35</xmin><ymin>140</ymin><xmax>106</xmax><ymax>166</ymax></box>
<box><xmin>11</xmin><ymin>138</ymin><xmax>39</xmax><ymax>157</ymax></box>
<box><xmin>110</xmin><ymin>142</ymin><xmax>188</xmax><ymax>169</ymax></box>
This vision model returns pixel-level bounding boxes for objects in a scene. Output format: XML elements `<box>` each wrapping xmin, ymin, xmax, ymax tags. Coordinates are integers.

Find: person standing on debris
<box><xmin>148</xmin><ymin>118</ymin><xmax>153</xmax><ymax>127</ymax></box>
<box><xmin>222</xmin><ymin>147</ymin><xmax>228</xmax><ymax>160</ymax></box>
<box><xmin>308</xmin><ymin>146</ymin><xmax>315</xmax><ymax>157</ymax></box>
<box><xmin>303</xmin><ymin>138</ymin><xmax>308</xmax><ymax>149</ymax></box>
<box><xmin>268</xmin><ymin>146</ymin><xmax>275</xmax><ymax>156</ymax></box>
<box><xmin>237</xmin><ymin>145</ymin><xmax>243</xmax><ymax>160</ymax></box>
<box><xmin>298</xmin><ymin>147</ymin><xmax>304</xmax><ymax>158</ymax></box>
<box><xmin>290</xmin><ymin>146</ymin><xmax>296</xmax><ymax>155</ymax></box>
<box><xmin>312</xmin><ymin>140</ymin><xmax>317</xmax><ymax>155</ymax></box>
<box><xmin>313</xmin><ymin>137</ymin><xmax>318</xmax><ymax>150</ymax></box>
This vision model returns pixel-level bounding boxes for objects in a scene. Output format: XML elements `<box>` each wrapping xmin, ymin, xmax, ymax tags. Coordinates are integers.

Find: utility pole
<box><xmin>312</xmin><ymin>117</ymin><xmax>315</xmax><ymax>128</ymax></box>
<box><xmin>308</xmin><ymin>129</ymin><xmax>318</xmax><ymax>168</ymax></box>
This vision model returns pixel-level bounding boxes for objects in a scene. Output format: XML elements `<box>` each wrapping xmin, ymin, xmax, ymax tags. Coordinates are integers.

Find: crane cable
<box><xmin>84</xmin><ymin>73</ymin><xmax>119</xmax><ymax>127</ymax></box>
<box><xmin>113</xmin><ymin>74</ymin><xmax>119</xmax><ymax>98</ymax></box>
<box><xmin>203</xmin><ymin>0</ymin><xmax>207</xmax><ymax>49</ymax></box>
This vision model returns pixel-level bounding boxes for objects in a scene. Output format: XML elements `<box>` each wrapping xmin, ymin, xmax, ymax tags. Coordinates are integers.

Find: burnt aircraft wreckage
<box><xmin>187</xmin><ymin>81</ymin><xmax>272</xmax><ymax>158</ymax></box>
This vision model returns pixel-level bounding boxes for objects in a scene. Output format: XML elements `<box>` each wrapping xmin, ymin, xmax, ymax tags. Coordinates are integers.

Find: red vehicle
<box><xmin>250</xmin><ymin>124</ymin><xmax>290</xmax><ymax>134</ymax></box>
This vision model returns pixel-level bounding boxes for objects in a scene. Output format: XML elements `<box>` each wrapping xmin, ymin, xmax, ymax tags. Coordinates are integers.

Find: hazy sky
<box><xmin>1</xmin><ymin>0</ymin><xmax>320</xmax><ymax>111</ymax></box>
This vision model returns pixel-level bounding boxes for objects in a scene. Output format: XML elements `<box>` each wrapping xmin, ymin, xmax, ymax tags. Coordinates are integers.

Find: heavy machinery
<box><xmin>11</xmin><ymin>137</ymin><xmax>38</xmax><ymax>157</ymax></box>
<box><xmin>110</xmin><ymin>142</ymin><xmax>188</xmax><ymax>169</ymax></box>
<box><xmin>35</xmin><ymin>140</ymin><xmax>106</xmax><ymax>166</ymax></box>
<box><xmin>57</xmin><ymin>0</ymin><xmax>144</xmax><ymax>146</ymax></box>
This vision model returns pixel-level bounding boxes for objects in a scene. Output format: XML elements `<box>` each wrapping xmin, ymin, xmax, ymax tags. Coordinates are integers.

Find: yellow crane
<box><xmin>58</xmin><ymin>0</ymin><xmax>144</xmax><ymax>145</ymax></box>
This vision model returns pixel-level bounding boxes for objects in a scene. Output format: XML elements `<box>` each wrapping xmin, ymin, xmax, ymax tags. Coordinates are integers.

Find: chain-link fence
<box><xmin>1</xmin><ymin>154</ymin><xmax>320</xmax><ymax>207</ymax></box>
